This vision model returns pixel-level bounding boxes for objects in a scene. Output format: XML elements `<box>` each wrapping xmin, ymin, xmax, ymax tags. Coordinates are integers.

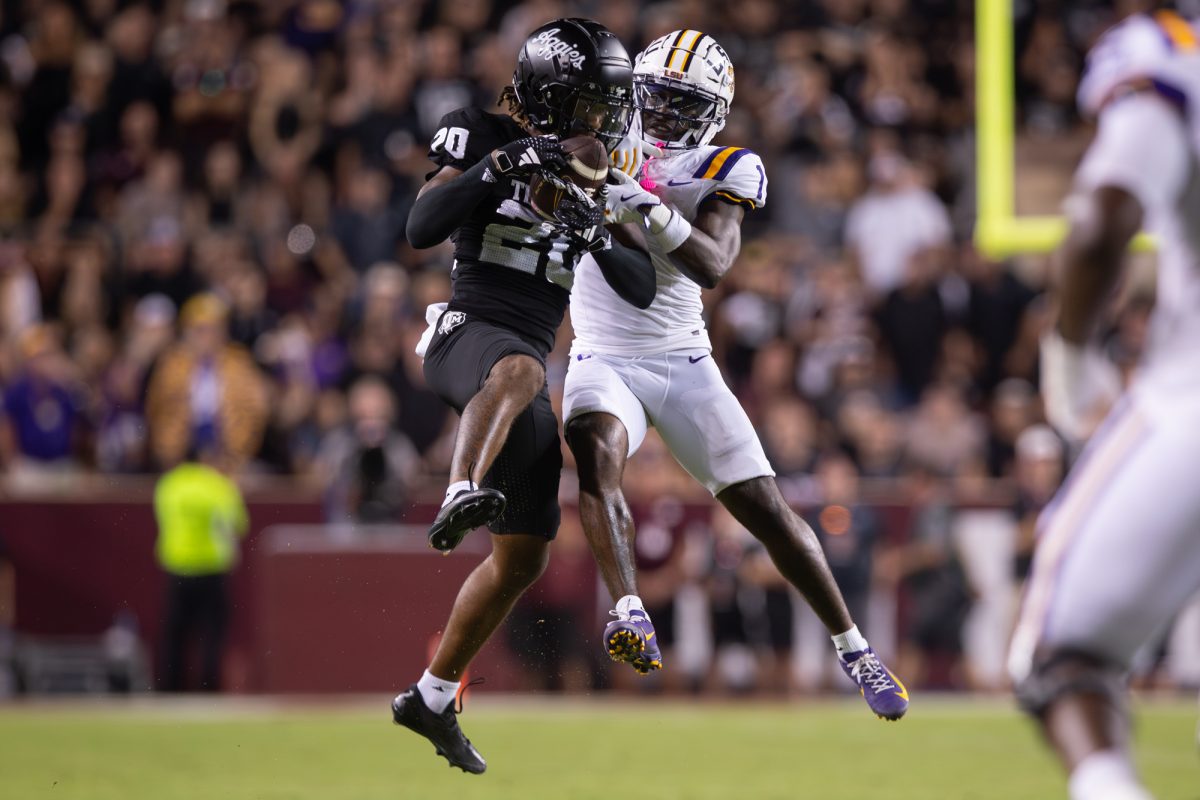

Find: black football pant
<box><xmin>159</xmin><ymin>573</ymin><xmax>229</xmax><ymax>692</ymax></box>
<box><xmin>423</xmin><ymin>312</ymin><xmax>562</xmax><ymax>540</ymax></box>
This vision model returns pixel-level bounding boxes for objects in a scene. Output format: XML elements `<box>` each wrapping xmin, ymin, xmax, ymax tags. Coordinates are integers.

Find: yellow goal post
<box><xmin>973</xmin><ymin>0</ymin><xmax>1155</xmax><ymax>257</ymax></box>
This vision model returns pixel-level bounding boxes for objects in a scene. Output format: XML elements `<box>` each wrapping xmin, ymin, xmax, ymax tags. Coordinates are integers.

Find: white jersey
<box><xmin>1008</xmin><ymin>12</ymin><xmax>1200</xmax><ymax>686</ymax></box>
<box><xmin>569</xmin><ymin>145</ymin><xmax>767</xmax><ymax>356</ymax></box>
<box><xmin>1074</xmin><ymin>11</ymin><xmax>1200</xmax><ymax>414</ymax></box>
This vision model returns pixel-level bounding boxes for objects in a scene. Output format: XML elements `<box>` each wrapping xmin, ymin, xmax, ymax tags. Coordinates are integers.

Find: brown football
<box><xmin>528</xmin><ymin>135</ymin><xmax>608</xmax><ymax>221</ymax></box>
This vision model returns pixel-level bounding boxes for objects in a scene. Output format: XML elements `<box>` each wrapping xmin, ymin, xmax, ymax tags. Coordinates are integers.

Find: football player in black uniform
<box><xmin>390</xmin><ymin>19</ymin><xmax>655</xmax><ymax>773</ymax></box>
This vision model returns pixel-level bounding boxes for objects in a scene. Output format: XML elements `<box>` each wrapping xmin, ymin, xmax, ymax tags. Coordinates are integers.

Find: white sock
<box><xmin>1068</xmin><ymin>750</ymin><xmax>1151</xmax><ymax>800</ymax></box>
<box><xmin>615</xmin><ymin>594</ymin><xmax>647</xmax><ymax>619</ymax></box>
<box><xmin>832</xmin><ymin>625</ymin><xmax>870</xmax><ymax>658</ymax></box>
<box><xmin>416</xmin><ymin>669</ymin><xmax>461</xmax><ymax>714</ymax></box>
<box><xmin>442</xmin><ymin>480</ymin><xmax>474</xmax><ymax>508</ymax></box>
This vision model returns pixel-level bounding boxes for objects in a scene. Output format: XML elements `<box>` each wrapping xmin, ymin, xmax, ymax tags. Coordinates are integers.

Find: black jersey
<box><xmin>427</xmin><ymin>107</ymin><xmax>589</xmax><ymax>356</ymax></box>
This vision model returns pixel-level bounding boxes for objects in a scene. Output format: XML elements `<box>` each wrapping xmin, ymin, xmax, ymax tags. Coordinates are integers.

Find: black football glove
<box><xmin>557</xmin><ymin>183</ymin><xmax>610</xmax><ymax>253</ymax></box>
<box><xmin>488</xmin><ymin>135</ymin><xmax>566</xmax><ymax>177</ymax></box>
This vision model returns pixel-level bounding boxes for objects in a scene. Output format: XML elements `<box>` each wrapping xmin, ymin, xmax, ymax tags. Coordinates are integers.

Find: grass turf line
<box><xmin>0</xmin><ymin>698</ymin><xmax>1196</xmax><ymax>799</ymax></box>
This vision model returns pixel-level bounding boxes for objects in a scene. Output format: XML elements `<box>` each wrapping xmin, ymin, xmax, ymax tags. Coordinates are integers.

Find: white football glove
<box><xmin>1039</xmin><ymin>331</ymin><xmax>1122</xmax><ymax>442</ymax></box>
<box><xmin>604</xmin><ymin>168</ymin><xmax>662</xmax><ymax>225</ymax></box>
<box><xmin>608</xmin><ymin>115</ymin><xmax>663</xmax><ymax>178</ymax></box>
<box><xmin>604</xmin><ymin>170</ymin><xmax>693</xmax><ymax>252</ymax></box>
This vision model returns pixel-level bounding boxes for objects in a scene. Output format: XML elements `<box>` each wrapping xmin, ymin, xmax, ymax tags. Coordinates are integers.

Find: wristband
<box><xmin>645</xmin><ymin>204</ymin><xmax>692</xmax><ymax>252</ymax></box>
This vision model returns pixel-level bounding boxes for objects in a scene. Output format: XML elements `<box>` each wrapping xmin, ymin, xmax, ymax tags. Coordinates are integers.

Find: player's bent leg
<box><xmin>565</xmin><ymin>412</ymin><xmax>638</xmax><ymax>600</ymax></box>
<box><xmin>1015</xmin><ymin>650</ymin><xmax>1131</xmax><ymax>767</ymax></box>
<box><xmin>565</xmin><ymin>416</ymin><xmax>662</xmax><ymax>673</ymax></box>
<box><xmin>647</xmin><ymin>354</ymin><xmax>905</xmax><ymax>714</ymax></box>
<box><xmin>563</xmin><ymin>355</ymin><xmax>661</xmax><ymax>673</ymax></box>
<box><xmin>1010</xmin><ymin>403</ymin><xmax>1200</xmax><ymax>798</ymax></box>
<box><xmin>430</xmin><ymin>353</ymin><xmax>544</xmax><ymax>552</ymax></box>
<box><xmin>430</xmin><ymin>534</ymin><xmax>551</xmax><ymax>679</ymax></box>
<box><xmin>396</xmin><ymin>387</ymin><xmax>561</xmax><ymax>772</ymax></box>
<box><xmin>717</xmin><ymin>477</ymin><xmax>908</xmax><ymax>720</ymax></box>
<box><xmin>1015</xmin><ymin>651</ymin><xmax>1151</xmax><ymax>800</ymax></box>
<box><xmin>451</xmin><ymin>354</ymin><xmax>545</xmax><ymax>483</ymax></box>
<box><xmin>717</xmin><ymin>477</ymin><xmax>852</xmax><ymax>633</ymax></box>
<box><xmin>393</xmin><ymin>533</ymin><xmax>551</xmax><ymax>774</ymax></box>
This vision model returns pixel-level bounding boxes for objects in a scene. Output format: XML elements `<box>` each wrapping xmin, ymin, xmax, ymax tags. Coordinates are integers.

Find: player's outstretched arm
<box><xmin>1058</xmin><ymin>89</ymin><xmax>1189</xmax><ymax>340</ymax></box>
<box><xmin>1043</xmin><ymin>89</ymin><xmax>1187</xmax><ymax>439</ymax></box>
<box><xmin>667</xmin><ymin>198</ymin><xmax>743</xmax><ymax>290</ymax></box>
<box><xmin>1056</xmin><ymin>184</ymin><xmax>1141</xmax><ymax>344</ymax></box>
<box><xmin>591</xmin><ymin>237</ymin><xmax>656</xmax><ymax>309</ymax></box>
<box><xmin>405</xmin><ymin>164</ymin><xmax>487</xmax><ymax>249</ymax></box>
<box><xmin>605</xmin><ymin>170</ymin><xmax>743</xmax><ymax>290</ymax></box>
<box><xmin>407</xmin><ymin>137</ymin><xmax>567</xmax><ymax>249</ymax></box>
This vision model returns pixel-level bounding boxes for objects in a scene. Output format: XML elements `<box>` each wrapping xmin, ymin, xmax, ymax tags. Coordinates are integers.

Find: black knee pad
<box><xmin>1014</xmin><ymin>649</ymin><xmax>1128</xmax><ymax>719</ymax></box>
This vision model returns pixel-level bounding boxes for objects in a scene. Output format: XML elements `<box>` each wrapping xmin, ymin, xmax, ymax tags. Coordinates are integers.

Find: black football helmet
<box><xmin>512</xmin><ymin>18</ymin><xmax>634</xmax><ymax>153</ymax></box>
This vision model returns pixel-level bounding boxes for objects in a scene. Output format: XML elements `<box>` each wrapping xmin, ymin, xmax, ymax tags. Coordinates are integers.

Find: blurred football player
<box><xmin>1008</xmin><ymin>10</ymin><xmax>1200</xmax><ymax>800</ymax></box>
<box><xmin>392</xmin><ymin>19</ymin><xmax>657</xmax><ymax>774</ymax></box>
<box><xmin>563</xmin><ymin>30</ymin><xmax>908</xmax><ymax>721</ymax></box>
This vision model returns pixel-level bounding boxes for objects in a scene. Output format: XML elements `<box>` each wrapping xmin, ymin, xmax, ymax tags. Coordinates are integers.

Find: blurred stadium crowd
<box><xmin>3</xmin><ymin>0</ymin><xmax>1198</xmax><ymax>692</ymax></box>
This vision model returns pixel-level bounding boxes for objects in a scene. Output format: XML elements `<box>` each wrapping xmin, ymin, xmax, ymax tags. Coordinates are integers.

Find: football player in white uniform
<box><xmin>563</xmin><ymin>30</ymin><xmax>908</xmax><ymax>720</ymax></box>
<box><xmin>1007</xmin><ymin>10</ymin><xmax>1200</xmax><ymax>800</ymax></box>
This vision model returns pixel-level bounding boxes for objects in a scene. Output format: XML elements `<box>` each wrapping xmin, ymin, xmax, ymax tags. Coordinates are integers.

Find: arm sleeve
<box><xmin>408</xmin><ymin>108</ymin><xmax>506</xmax><ymax>249</ymax></box>
<box><xmin>590</xmin><ymin>239</ymin><xmax>657</xmax><ymax>309</ymax></box>
<box><xmin>1072</xmin><ymin>92</ymin><xmax>1191</xmax><ymax>211</ymax></box>
<box><xmin>405</xmin><ymin>160</ymin><xmax>495</xmax><ymax>249</ymax></box>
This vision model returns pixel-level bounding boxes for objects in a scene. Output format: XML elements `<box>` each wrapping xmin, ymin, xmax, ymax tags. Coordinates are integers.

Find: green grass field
<box><xmin>0</xmin><ymin>696</ymin><xmax>1196</xmax><ymax>799</ymax></box>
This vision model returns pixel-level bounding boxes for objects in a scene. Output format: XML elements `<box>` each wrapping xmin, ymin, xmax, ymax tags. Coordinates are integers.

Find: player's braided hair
<box><xmin>498</xmin><ymin>85</ymin><xmax>534</xmax><ymax>131</ymax></box>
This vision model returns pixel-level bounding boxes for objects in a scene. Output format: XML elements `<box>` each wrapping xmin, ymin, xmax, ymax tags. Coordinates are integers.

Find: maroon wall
<box><xmin>255</xmin><ymin>531</ymin><xmax>533</xmax><ymax>692</ymax></box>
<box><xmin>2</xmin><ymin>493</ymin><xmax>919</xmax><ymax>693</ymax></box>
<box><xmin>1</xmin><ymin>496</ymin><xmax>594</xmax><ymax>693</ymax></box>
<box><xmin>2</xmin><ymin>495</ymin><xmax>324</xmax><ymax>690</ymax></box>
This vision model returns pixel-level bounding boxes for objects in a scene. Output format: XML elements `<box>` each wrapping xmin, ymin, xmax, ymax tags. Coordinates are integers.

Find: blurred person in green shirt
<box><xmin>155</xmin><ymin>449</ymin><xmax>248</xmax><ymax>692</ymax></box>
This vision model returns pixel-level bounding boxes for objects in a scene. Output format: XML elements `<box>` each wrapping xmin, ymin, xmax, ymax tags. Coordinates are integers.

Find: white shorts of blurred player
<box><xmin>562</xmin><ymin>348</ymin><xmax>774</xmax><ymax>496</ymax></box>
<box><xmin>1009</xmin><ymin>390</ymin><xmax>1200</xmax><ymax>683</ymax></box>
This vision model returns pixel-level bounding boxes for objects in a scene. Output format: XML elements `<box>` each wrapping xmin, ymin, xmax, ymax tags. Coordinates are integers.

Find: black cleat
<box><xmin>391</xmin><ymin>684</ymin><xmax>486</xmax><ymax>774</ymax></box>
<box><xmin>428</xmin><ymin>488</ymin><xmax>505</xmax><ymax>553</ymax></box>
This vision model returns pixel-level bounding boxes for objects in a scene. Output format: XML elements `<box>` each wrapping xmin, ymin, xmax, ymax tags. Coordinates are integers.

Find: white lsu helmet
<box><xmin>634</xmin><ymin>30</ymin><xmax>735</xmax><ymax>151</ymax></box>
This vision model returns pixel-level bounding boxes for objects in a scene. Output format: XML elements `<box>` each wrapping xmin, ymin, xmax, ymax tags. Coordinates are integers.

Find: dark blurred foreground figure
<box><xmin>1008</xmin><ymin>11</ymin><xmax>1200</xmax><ymax>800</ymax></box>
<box><xmin>154</xmin><ymin>449</ymin><xmax>248</xmax><ymax>692</ymax></box>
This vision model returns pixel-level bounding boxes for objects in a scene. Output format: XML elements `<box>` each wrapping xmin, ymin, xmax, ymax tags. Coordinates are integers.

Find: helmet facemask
<box><xmin>631</xmin><ymin>30</ymin><xmax>735</xmax><ymax>152</ymax></box>
<box><xmin>562</xmin><ymin>86</ymin><xmax>634</xmax><ymax>153</ymax></box>
<box><xmin>635</xmin><ymin>76</ymin><xmax>727</xmax><ymax>151</ymax></box>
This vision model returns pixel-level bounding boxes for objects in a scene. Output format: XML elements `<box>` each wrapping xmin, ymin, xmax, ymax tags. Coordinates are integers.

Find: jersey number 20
<box><xmin>432</xmin><ymin>126</ymin><xmax>469</xmax><ymax>160</ymax></box>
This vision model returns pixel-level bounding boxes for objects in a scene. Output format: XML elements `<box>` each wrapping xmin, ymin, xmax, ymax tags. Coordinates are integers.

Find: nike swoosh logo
<box><xmin>889</xmin><ymin>670</ymin><xmax>909</xmax><ymax>701</ymax></box>
<box><xmin>688</xmin><ymin>354</ymin><xmax>709</xmax><ymax>363</ymax></box>
<box><xmin>619</xmin><ymin>193</ymin><xmax>641</xmax><ymax>202</ymax></box>
<box><xmin>667</xmin><ymin>179</ymin><xmax>694</xmax><ymax>186</ymax></box>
